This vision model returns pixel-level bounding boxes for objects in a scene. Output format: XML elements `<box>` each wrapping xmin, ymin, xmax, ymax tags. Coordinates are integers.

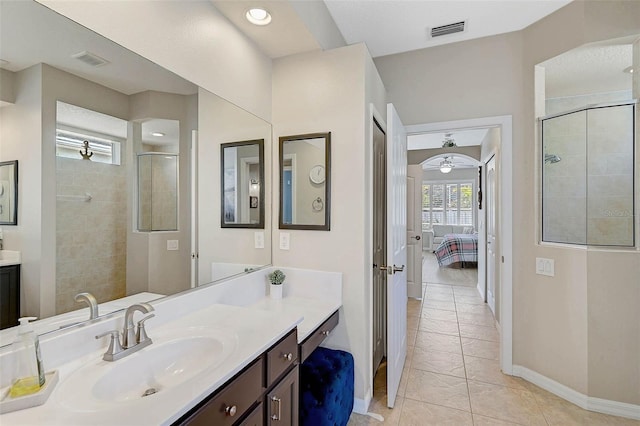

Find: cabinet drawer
<box><xmin>299</xmin><ymin>311</ymin><xmax>339</xmax><ymax>362</ymax></box>
<box><xmin>182</xmin><ymin>358</ymin><xmax>263</xmax><ymax>426</ymax></box>
<box><xmin>239</xmin><ymin>401</ymin><xmax>263</xmax><ymax>426</ymax></box>
<box><xmin>266</xmin><ymin>329</ymin><xmax>297</xmax><ymax>386</ymax></box>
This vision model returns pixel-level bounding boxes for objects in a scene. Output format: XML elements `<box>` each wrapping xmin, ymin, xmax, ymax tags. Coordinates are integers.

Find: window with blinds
<box><xmin>422</xmin><ymin>181</ymin><xmax>474</xmax><ymax>230</ymax></box>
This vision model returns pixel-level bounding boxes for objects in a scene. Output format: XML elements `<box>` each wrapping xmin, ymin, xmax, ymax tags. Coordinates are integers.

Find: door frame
<box><xmin>405</xmin><ymin>115</ymin><xmax>513</xmax><ymax>375</ymax></box>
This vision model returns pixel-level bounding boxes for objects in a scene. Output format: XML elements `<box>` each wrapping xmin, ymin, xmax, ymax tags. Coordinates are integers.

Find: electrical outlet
<box><xmin>167</xmin><ymin>240</ymin><xmax>179</xmax><ymax>251</ymax></box>
<box><xmin>279</xmin><ymin>233</ymin><xmax>290</xmax><ymax>250</ymax></box>
<box><xmin>535</xmin><ymin>257</ymin><xmax>554</xmax><ymax>277</ymax></box>
<box><xmin>254</xmin><ymin>231</ymin><xmax>265</xmax><ymax>249</ymax></box>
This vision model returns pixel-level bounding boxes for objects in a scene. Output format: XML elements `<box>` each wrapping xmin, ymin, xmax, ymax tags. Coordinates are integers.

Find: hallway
<box><xmin>348</xmin><ymin>256</ymin><xmax>638</xmax><ymax>425</ymax></box>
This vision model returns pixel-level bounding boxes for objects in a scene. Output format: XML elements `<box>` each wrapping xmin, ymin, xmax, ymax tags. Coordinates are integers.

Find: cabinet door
<box><xmin>0</xmin><ymin>265</ymin><xmax>20</xmax><ymax>330</ymax></box>
<box><xmin>266</xmin><ymin>366</ymin><xmax>298</xmax><ymax>426</ymax></box>
<box><xmin>239</xmin><ymin>402</ymin><xmax>264</xmax><ymax>426</ymax></box>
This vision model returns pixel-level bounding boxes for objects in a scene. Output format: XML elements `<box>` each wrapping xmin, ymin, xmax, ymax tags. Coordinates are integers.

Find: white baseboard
<box><xmin>353</xmin><ymin>392</ymin><xmax>372</xmax><ymax>415</ymax></box>
<box><xmin>513</xmin><ymin>365</ymin><xmax>640</xmax><ymax>420</ymax></box>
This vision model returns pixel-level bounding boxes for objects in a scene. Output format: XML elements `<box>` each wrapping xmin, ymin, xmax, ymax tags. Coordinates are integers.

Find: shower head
<box><xmin>544</xmin><ymin>154</ymin><xmax>561</xmax><ymax>164</ymax></box>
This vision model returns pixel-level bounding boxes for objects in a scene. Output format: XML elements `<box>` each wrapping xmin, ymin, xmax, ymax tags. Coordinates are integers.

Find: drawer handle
<box><xmin>225</xmin><ymin>405</ymin><xmax>237</xmax><ymax>417</ymax></box>
<box><xmin>282</xmin><ymin>352</ymin><xmax>293</xmax><ymax>361</ymax></box>
<box><xmin>271</xmin><ymin>396</ymin><xmax>281</xmax><ymax>421</ymax></box>
<box><xmin>321</xmin><ymin>330</ymin><xmax>330</xmax><ymax>336</ymax></box>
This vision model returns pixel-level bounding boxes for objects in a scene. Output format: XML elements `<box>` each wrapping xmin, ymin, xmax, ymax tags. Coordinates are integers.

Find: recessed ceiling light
<box><xmin>151</xmin><ymin>132</ymin><xmax>165</xmax><ymax>137</ymax></box>
<box><xmin>246</xmin><ymin>8</ymin><xmax>271</xmax><ymax>26</ymax></box>
<box><xmin>623</xmin><ymin>66</ymin><xmax>634</xmax><ymax>74</ymax></box>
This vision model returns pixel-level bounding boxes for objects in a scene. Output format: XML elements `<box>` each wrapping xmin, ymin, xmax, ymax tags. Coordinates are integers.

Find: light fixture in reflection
<box><xmin>439</xmin><ymin>157</ymin><xmax>454</xmax><ymax>174</ymax></box>
<box><xmin>246</xmin><ymin>8</ymin><xmax>272</xmax><ymax>26</ymax></box>
<box><xmin>151</xmin><ymin>132</ymin><xmax>165</xmax><ymax>137</ymax></box>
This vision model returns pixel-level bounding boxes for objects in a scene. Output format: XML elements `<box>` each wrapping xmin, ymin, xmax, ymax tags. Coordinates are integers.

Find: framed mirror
<box><xmin>221</xmin><ymin>139</ymin><xmax>265</xmax><ymax>228</ymax></box>
<box><xmin>0</xmin><ymin>160</ymin><xmax>18</xmax><ymax>225</ymax></box>
<box><xmin>279</xmin><ymin>132</ymin><xmax>330</xmax><ymax>231</ymax></box>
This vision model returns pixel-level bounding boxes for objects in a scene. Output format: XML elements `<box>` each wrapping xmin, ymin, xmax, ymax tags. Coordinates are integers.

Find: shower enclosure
<box><xmin>541</xmin><ymin>101</ymin><xmax>636</xmax><ymax>247</ymax></box>
<box><xmin>137</xmin><ymin>153</ymin><xmax>179</xmax><ymax>232</ymax></box>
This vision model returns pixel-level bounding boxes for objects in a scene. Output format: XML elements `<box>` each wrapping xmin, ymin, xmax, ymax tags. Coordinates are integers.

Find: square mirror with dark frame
<box><xmin>220</xmin><ymin>139</ymin><xmax>265</xmax><ymax>228</ymax></box>
<box><xmin>0</xmin><ymin>160</ymin><xmax>18</xmax><ymax>225</ymax></box>
<box><xmin>279</xmin><ymin>132</ymin><xmax>331</xmax><ymax>231</ymax></box>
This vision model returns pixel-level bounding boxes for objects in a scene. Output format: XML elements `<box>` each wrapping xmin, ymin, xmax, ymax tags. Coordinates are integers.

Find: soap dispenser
<box><xmin>9</xmin><ymin>317</ymin><xmax>45</xmax><ymax>398</ymax></box>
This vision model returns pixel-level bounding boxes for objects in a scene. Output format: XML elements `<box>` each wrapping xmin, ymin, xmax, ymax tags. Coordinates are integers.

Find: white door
<box><xmin>486</xmin><ymin>156</ymin><xmax>497</xmax><ymax>314</ymax></box>
<box><xmin>406</xmin><ymin>165</ymin><xmax>423</xmax><ymax>299</ymax></box>
<box><xmin>386</xmin><ymin>103</ymin><xmax>407</xmax><ymax>408</ymax></box>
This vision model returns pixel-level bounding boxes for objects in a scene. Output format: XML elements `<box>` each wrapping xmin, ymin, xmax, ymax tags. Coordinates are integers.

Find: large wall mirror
<box><xmin>0</xmin><ymin>161</ymin><xmax>18</xmax><ymax>225</ymax></box>
<box><xmin>0</xmin><ymin>0</ymin><xmax>272</xmax><ymax>343</ymax></box>
<box><xmin>221</xmin><ymin>140</ymin><xmax>265</xmax><ymax>229</ymax></box>
<box><xmin>279</xmin><ymin>132</ymin><xmax>331</xmax><ymax>231</ymax></box>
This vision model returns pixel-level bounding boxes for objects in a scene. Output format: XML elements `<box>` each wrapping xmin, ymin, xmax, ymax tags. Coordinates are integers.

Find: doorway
<box><xmin>372</xmin><ymin>118</ymin><xmax>387</xmax><ymax>376</ymax></box>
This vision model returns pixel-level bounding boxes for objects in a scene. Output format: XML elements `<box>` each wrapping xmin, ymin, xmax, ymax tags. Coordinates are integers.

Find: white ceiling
<box><xmin>0</xmin><ymin>0</ymin><xmax>197</xmax><ymax>96</ymax></box>
<box><xmin>540</xmin><ymin>36</ymin><xmax>635</xmax><ymax>98</ymax></box>
<box><xmin>325</xmin><ymin>0</ymin><xmax>572</xmax><ymax>57</ymax></box>
<box><xmin>408</xmin><ymin>129</ymin><xmax>488</xmax><ymax>150</ymax></box>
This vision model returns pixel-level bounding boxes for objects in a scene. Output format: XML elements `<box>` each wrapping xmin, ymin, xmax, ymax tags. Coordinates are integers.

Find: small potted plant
<box><xmin>267</xmin><ymin>269</ymin><xmax>286</xmax><ymax>299</ymax></box>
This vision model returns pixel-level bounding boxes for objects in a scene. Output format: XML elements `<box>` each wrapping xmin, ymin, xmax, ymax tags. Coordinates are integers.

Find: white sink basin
<box><xmin>56</xmin><ymin>327</ymin><xmax>238</xmax><ymax>412</ymax></box>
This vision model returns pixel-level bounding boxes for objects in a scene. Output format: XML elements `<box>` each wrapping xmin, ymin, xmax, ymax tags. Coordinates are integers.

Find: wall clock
<box><xmin>309</xmin><ymin>165</ymin><xmax>325</xmax><ymax>184</ymax></box>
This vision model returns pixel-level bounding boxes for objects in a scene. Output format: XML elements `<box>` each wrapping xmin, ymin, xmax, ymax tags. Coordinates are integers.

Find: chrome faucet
<box><xmin>95</xmin><ymin>302</ymin><xmax>155</xmax><ymax>361</ymax></box>
<box><xmin>75</xmin><ymin>292</ymin><xmax>99</xmax><ymax>320</ymax></box>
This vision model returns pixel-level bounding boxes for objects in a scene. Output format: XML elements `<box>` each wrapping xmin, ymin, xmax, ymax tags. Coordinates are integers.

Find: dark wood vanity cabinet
<box><xmin>0</xmin><ymin>265</ymin><xmax>20</xmax><ymax>330</ymax></box>
<box><xmin>176</xmin><ymin>328</ymin><xmax>299</xmax><ymax>426</ymax></box>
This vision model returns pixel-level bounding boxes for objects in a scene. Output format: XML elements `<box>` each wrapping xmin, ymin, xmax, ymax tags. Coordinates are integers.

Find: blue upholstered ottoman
<box><xmin>300</xmin><ymin>347</ymin><xmax>354</xmax><ymax>426</ymax></box>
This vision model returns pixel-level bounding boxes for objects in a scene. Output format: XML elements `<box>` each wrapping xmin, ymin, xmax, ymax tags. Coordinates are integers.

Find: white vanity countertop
<box><xmin>249</xmin><ymin>296</ymin><xmax>341</xmax><ymax>342</ymax></box>
<box><xmin>1</xmin><ymin>303</ymin><xmax>303</xmax><ymax>425</ymax></box>
<box><xmin>0</xmin><ymin>250</ymin><xmax>21</xmax><ymax>267</ymax></box>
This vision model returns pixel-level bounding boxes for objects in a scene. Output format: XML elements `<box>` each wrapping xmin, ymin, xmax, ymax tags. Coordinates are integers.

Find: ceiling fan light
<box><xmin>439</xmin><ymin>157</ymin><xmax>454</xmax><ymax>173</ymax></box>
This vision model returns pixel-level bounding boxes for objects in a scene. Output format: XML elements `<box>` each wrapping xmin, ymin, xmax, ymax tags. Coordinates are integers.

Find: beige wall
<box><xmin>376</xmin><ymin>0</ymin><xmax>640</xmax><ymax>405</ymax></box>
<box><xmin>37</xmin><ymin>0</ymin><xmax>272</xmax><ymax>122</ymax></box>
<box><xmin>272</xmin><ymin>43</ymin><xmax>386</xmax><ymax>404</ymax></box>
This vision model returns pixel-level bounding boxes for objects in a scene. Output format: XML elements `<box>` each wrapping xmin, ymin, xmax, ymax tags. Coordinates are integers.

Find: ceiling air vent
<box><xmin>430</xmin><ymin>21</ymin><xmax>466</xmax><ymax>38</ymax></box>
<box><xmin>71</xmin><ymin>51</ymin><xmax>110</xmax><ymax>67</ymax></box>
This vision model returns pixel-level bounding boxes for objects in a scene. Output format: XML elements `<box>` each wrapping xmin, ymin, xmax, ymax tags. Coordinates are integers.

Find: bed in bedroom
<box><xmin>434</xmin><ymin>233</ymin><xmax>478</xmax><ymax>267</ymax></box>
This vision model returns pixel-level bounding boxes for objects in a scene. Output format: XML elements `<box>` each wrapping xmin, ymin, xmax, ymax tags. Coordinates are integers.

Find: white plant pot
<box><xmin>270</xmin><ymin>284</ymin><xmax>283</xmax><ymax>299</ymax></box>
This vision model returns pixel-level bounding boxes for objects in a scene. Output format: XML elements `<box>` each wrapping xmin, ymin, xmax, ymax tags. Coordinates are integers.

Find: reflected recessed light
<box><xmin>246</xmin><ymin>8</ymin><xmax>271</xmax><ymax>26</ymax></box>
<box><xmin>151</xmin><ymin>132</ymin><xmax>165</xmax><ymax>137</ymax></box>
<box><xmin>623</xmin><ymin>66</ymin><xmax>634</xmax><ymax>74</ymax></box>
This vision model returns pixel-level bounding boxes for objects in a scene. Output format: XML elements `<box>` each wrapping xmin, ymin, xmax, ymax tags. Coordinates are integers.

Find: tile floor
<box><xmin>347</xmin><ymin>255</ymin><xmax>639</xmax><ymax>426</ymax></box>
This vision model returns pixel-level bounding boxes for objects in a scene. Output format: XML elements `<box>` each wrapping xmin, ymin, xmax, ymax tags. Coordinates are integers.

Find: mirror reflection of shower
<box><xmin>544</xmin><ymin>153</ymin><xmax>562</xmax><ymax>164</ymax></box>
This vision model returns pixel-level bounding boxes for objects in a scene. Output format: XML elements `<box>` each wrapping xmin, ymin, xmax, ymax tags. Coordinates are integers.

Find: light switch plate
<box><xmin>167</xmin><ymin>240</ymin><xmax>179</xmax><ymax>251</ymax></box>
<box><xmin>254</xmin><ymin>231</ymin><xmax>265</xmax><ymax>249</ymax></box>
<box><xmin>536</xmin><ymin>257</ymin><xmax>554</xmax><ymax>276</ymax></box>
<box><xmin>279</xmin><ymin>233</ymin><xmax>290</xmax><ymax>250</ymax></box>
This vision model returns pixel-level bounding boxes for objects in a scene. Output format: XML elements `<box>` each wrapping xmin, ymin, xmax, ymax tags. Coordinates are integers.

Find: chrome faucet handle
<box><xmin>96</xmin><ymin>330</ymin><xmax>123</xmax><ymax>361</ymax></box>
<box><xmin>136</xmin><ymin>314</ymin><xmax>155</xmax><ymax>344</ymax></box>
<box><xmin>75</xmin><ymin>292</ymin><xmax>99</xmax><ymax>319</ymax></box>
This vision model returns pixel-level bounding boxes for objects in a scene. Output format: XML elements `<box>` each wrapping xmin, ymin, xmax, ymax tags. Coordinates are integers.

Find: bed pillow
<box><xmin>463</xmin><ymin>226</ymin><xmax>475</xmax><ymax>234</ymax></box>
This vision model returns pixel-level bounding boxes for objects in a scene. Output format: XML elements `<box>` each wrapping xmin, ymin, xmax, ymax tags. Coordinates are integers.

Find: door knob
<box><xmin>410</xmin><ymin>235</ymin><xmax>421</xmax><ymax>241</ymax></box>
<box><xmin>393</xmin><ymin>264</ymin><xmax>405</xmax><ymax>273</ymax></box>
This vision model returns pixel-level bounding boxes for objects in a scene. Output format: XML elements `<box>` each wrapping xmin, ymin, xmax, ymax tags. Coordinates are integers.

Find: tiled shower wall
<box><xmin>543</xmin><ymin>92</ymin><xmax>634</xmax><ymax>246</ymax></box>
<box><xmin>56</xmin><ymin>156</ymin><xmax>127</xmax><ymax>314</ymax></box>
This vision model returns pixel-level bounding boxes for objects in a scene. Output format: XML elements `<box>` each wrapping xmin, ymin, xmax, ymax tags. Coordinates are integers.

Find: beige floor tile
<box><xmin>414</xmin><ymin>331</ymin><xmax>462</xmax><ymax>354</ymax></box>
<box><xmin>468</xmin><ymin>380</ymin><xmax>547</xmax><ymax>425</ymax></box>
<box><xmin>455</xmin><ymin>302</ymin><xmax>493</xmax><ymax>315</ymax></box>
<box><xmin>398</xmin><ymin>366</ymin><xmax>409</xmax><ymax>397</ymax></box>
<box><xmin>399</xmin><ymin>398</ymin><xmax>473</xmax><ymax>425</ymax></box>
<box><xmin>427</xmin><ymin>283</ymin><xmax>454</xmax><ymax>290</ymax></box>
<box><xmin>425</xmin><ymin>292</ymin><xmax>455</xmax><ymax>302</ymax></box>
<box><xmin>348</xmin><ymin>395</ymin><xmax>405</xmax><ymax>426</ymax></box>
<box><xmin>463</xmin><ymin>356</ymin><xmax>526</xmax><ymax>390</ymax></box>
<box><xmin>452</xmin><ymin>287</ymin><xmax>480</xmax><ymax>296</ymax></box>
<box><xmin>461</xmin><ymin>337</ymin><xmax>499</xmax><ymax>360</ymax></box>
<box><xmin>407</xmin><ymin>328</ymin><xmax>417</xmax><ymax>346</ymax></box>
<box><xmin>454</xmin><ymin>295</ymin><xmax>485</xmax><ymax>305</ymax></box>
<box><xmin>472</xmin><ymin>414</ymin><xmax>523</xmax><ymax>425</ymax></box>
<box><xmin>405</xmin><ymin>370</ymin><xmax>470</xmax><ymax>411</ymax></box>
<box><xmin>418</xmin><ymin>318</ymin><xmax>460</xmax><ymax>336</ymax></box>
<box><xmin>420</xmin><ymin>308</ymin><xmax>458</xmax><ymax>322</ymax></box>
<box><xmin>459</xmin><ymin>323</ymin><xmax>499</xmax><ymax>342</ymax></box>
<box><xmin>425</xmin><ymin>286</ymin><xmax>454</xmax><ymax>295</ymax></box>
<box><xmin>411</xmin><ymin>346</ymin><xmax>466</xmax><ymax>378</ymax></box>
<box><xmin>407</xmin><ymin>302</ymin><xmax>421</xmax><ymax>318</ymax></box>
<box><xmin>423</xmin><ymin>299</ymin><xmax>456</xmax><ymax>311</ymax></box>
<box><xmin>533</xmin><ymin>390</ymin><xmax>640</xmax><ymax>426</ymax></box>
<box><xmin>407</xmin><ymin>315</ymin><xmax>420</xmax><ymax>331</ymax></box>
<box><xmin>457</xmin><ymin>311</ymin><xmax>496</xmax><ymax>327</ymax></box>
